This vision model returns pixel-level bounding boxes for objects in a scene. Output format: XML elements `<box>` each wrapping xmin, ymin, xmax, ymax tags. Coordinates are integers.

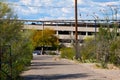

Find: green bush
<box><xmin>109</xmin><ymin>39</ymin><xmax>120</xmax><ymax>66</ymax></box>
<box><xmin>80</xmin><ymin>37</ymin><xmax>96</xmax><ymax>62</ymax></box>
<box><xmin>48</xmin><ymin>52</ymin><xmax>57</xmax><ymax>55</ymax></box>
<box><xmin>0</xmin><ymin>2</ymin><xmax>34</xmax><ymax>79</ymax></box>
<box><xmin>1</xmin><ymin>32</ymin><xmax>34</xmax><ymax>80</ymax></box>
<box><xmin>60</xmin><ymin>47</ymin><xmax>75</xmax><ymax>60</ymax></box>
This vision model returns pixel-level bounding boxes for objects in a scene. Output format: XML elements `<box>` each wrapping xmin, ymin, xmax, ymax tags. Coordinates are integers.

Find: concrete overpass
<box><xmin>23</xmin><ymin>19</ymin><xmax>120</xmax><ymax>47</ymax></box>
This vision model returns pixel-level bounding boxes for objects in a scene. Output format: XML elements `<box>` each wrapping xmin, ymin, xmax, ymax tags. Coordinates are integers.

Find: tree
<box><xmin>96</xmin><ymin>22</ymin><xmax>120</xmax><ymax>67</ymax></box>
<box><xmin>32</xmin><ymin>28</ymin><xmax>59</xmax><ymax>52</ymax></box>
<box><xmin>0</xmin><ymin>2</ymin><xmax>11</xmax><ymax>18</ymax></box>
<box><xmin>79</xmin><ymin>21</ymin><xmax>120</xmax><ymax>67</ymax></box>
<box><xmin>0</xmin><ymin>2</ymin><xmax>34</xmax><ymax>79</ymax></box>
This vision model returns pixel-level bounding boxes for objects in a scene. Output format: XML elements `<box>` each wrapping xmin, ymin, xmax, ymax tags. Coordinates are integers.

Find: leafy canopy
<box><xmin>32</xmin><ymin>28</ymin><xmax>59</xmax><ymax>48</ymax></box>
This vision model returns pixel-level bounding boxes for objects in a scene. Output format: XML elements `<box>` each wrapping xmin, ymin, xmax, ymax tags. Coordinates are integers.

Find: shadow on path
<box><xmin>31</xmin><ymin>62</ymin><xmax>72</xmax><ymax>67</ymax></box>
<box><xmin>22</xmin><ymin>73</ymin><xmax>90</xmax><ymax>80</ymax></box>
<box><xmin>20</xmin><ymin>55</ymin><xmax>98</xmax><ymax>80</ymax></box>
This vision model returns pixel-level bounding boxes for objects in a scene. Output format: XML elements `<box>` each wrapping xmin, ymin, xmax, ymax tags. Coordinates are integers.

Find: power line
<box><xmin>5</xmin><ymin>2</ymin><xmax>74</xmax><ymax>9</ymax></box>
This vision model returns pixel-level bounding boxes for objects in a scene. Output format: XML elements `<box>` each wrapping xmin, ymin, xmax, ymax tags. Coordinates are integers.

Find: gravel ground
<box><xmin>21</xmin><ymin>55</ymin><xmax>120</xmax><ymax>80</ymax></box>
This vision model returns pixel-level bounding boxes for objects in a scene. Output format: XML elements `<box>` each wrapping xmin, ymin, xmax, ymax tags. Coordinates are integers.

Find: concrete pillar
<box><xmin>71</xmin><ymin>31</ymin><xmax>74</xmax><ymax>44</ymax></box>
<box><xmin>86</xmin><ymin>23</ymin><xmax>88</xmax><ymax>36</ymax></box>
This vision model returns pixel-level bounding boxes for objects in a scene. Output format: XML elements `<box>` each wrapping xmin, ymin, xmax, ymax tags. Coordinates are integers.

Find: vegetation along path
<box><xmin>21</xmin><ymin>55</ymin><xmax>120</xmax><ymax>80</ymax></box>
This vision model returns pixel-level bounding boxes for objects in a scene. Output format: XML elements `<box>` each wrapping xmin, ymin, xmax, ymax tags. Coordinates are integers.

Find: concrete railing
<box><xmin>23</xmin><ymin>25</ymin><xmax>99</xmax><ymax>32</ymax></box>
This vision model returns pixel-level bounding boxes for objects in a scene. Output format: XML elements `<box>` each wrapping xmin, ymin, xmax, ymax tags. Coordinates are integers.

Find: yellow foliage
<box><xmin>32</xmin><ymin>28</ymin><xmax>58</xmax><ymax>47</ymax></box>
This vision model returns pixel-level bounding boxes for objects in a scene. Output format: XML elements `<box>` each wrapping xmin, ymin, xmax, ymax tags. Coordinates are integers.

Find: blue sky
<box><xmin>2</xmin><ymin>0</ymin><xmax>120</xmax><ymax>20</ymax></box>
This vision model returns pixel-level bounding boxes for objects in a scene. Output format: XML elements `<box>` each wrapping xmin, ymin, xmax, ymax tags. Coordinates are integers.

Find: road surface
<box><xmin>21</xmin><ymin>55</ymin><xmax>120</xmax><ymax>80</ymax></box>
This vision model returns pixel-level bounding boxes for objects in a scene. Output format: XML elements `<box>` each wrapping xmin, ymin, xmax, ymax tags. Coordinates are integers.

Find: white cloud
<box><xmin>77</xmin><ymin>0</ymin><xmax>120</xmax><ymax>20</ymax></box>
<box><xmin>19</xmin><ymin>0</ymin><xmax>32</xmax><ymax>5</ymax></box>
<box><xmin>72</xmin><ymin>0</ymin><xmax>84</xmax><ymax>5</ymax></box>
<box><xmin>117</xmin><ymin>14</ymin><xmax>120</xmax><ymax>19</ymax></box>
<box><xmin>9</xmin><ymin>0</ymin><xmax>120</xmax><ymax>20</ymax></box>
<box><xmin>61</xmin><ymin>8</ymin><xmax>71</xmax><ymax>13</ymax></box>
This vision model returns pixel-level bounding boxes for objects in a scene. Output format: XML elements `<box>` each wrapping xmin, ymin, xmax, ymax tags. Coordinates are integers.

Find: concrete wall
<box><xmin>23</xmin><ymin>24</ymin><xmax>119</xmax><ymax>47</ymax></box>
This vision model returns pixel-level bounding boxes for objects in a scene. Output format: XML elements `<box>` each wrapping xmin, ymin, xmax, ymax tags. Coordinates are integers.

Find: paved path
<box><xmin>21</xmin><ymin>55</ymin><xmax>120</xmax><ymax>80</ymax></box>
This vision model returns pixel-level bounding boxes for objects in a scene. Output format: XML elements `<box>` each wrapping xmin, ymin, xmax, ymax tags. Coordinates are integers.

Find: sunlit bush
<box><xmin>60</xmin><ymin>47</ymin><xmax>75</xmax><ymax>60</ymax></box>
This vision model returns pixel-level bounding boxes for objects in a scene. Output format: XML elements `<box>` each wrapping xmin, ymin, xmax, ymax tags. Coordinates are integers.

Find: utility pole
<box><xmin>42</xmin><ymin>21</ymin><xmax>44</xmax><ymax>55</ymax></box>
<box><xmin>75</xmin><ymin>0</ymin><xmax>81</xmax><ymax>60</ymax></box>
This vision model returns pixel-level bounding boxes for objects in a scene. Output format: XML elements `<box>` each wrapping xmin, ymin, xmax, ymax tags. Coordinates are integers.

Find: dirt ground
<box><xmin>21</xmin><ymin>55</ymin><xmax>120</xmax><ymax>80</ymax></box>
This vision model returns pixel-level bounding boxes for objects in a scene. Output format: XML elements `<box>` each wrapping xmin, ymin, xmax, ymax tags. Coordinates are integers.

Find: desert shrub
<box><xmin>48</xmin><ymin>52</ymin><xmax>57</xmax><ymax>55</ymax></box>
<box><xmin>80</xmin><ymin>37</ymin><xmax>96</xmax><ymax>62</ymax></box>
<box><xmin>95</xmin><ymin>24</ymin><xmax>120</xmax><ymax>68</ymax></box>
<box><xmin>60</xmin><ymin>47</ymin><xmax>75</xmax><ymax>60</ymax></box>
<box><xmin>109</xmin><ymin>38</ymin><xmax>120</xmax><ymax>66</ymax></box>
<box><xmin>0</xmin><ymin>2</ymin><xmax>34</xmax><ymax>79</ymax></box>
